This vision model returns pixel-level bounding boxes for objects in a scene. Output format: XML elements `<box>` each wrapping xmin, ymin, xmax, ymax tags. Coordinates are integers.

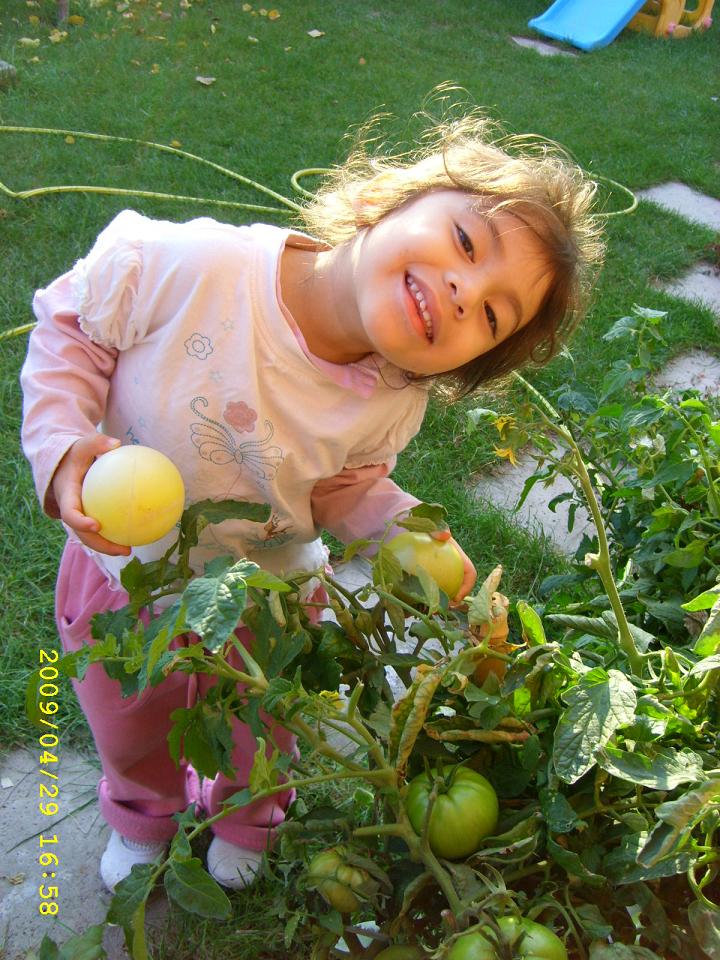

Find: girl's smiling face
<box><xmin>344</xmin><ymin>189</ymin><xmax>553</xmax><ymax>375</ymax></box>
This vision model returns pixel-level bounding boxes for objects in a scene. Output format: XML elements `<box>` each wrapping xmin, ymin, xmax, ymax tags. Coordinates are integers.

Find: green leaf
<box><xmin>184</xmin><ymin>559</ymin><xmax>256</xmax><ymax>652</ymax></box>
<box><xmin>343</xmin><ymin>537</ymin><xmax>372</xmax><ymax>562</ymax></box>
<box><xmin>516</xmin><ymin>600</ymin><xmax>546</xmax><ymax>645</ymax></box>
<box><xmin>602</xmin><ymin>314</ymin><xmax>640</xmax><ymax>341</ymax></box>
<box><xmin>400</xmin><ymin>501</ymin><xmax>448</xmax><ymax>531</ymax></box>
<box><xmin>245</xmin><ymin>569</ymin><xmax>292</xmax><ymax>592</ymax></box>
<box><xmin>683</xmin><ymin>587</ymin><xmax>720</xmax><ymax>611</ymax></box>
<box><xmin>539</xmin><ymin>788</ymin><xmax>583</xmax><ymax>834</ymax></box>
<box><xmin>546</xmin><ymin>836</ymin><xmax>605</xmax><ymax>886</ymax></box>
<box><xmin>575</xmin><ymin>903</ymin><xmax>613</xmax><ymax>940</ymax></box>
<box><xmin>605</xmin><ymin>831</ymin><xmax>693</xmax><ymax>884</ymax></box>
<box><xmin>636</xmin><ymin>459</ymin><xmax>695</xmax><ymax>489</ymax></box>
<box><xmin>663</xmin><ymin>540</ymin><xmax>705</xmax><ymax>569</ymax></box>
<box><xmin>106</xmin><ymin>863</ymin><xmax>156</xmax><ymax>934</ymax></box>
<box><xmin>178</xmin><ymin>498</ymin><xmax>271</xmax><ymax>554</ymax></box>
<box><xmin>589</xmin><ymin>943</ymin><xmax>663</xmax><ymax>959</ymax></box>
<box><xmin>546</xmin><ymin>613</ymin><xmax>616</xmax><ymax>639</ymax></box>
<box><xmin>553</xmin><ymin>668</ymin><xmax>637</xmax><ymax>784</ymax></box>
<box><xmin>248</xmin><ymin>737</ymin><xmax>281</xmax><ymax>794</ymax></box>
<box><xmin>138</xmin><ymin>600</ymin><xmax>186</xmax><ymax>692</ymax></box>
<box><xmin>654</xmin><ymin>777</ymin><xmax>720</xmax><ymax>831</ymax></box>
<box><xmin>262</xmin><ymin>676</ymin><xmax>296</xmax><ymax>712</ymax></box>
<box><xmin>57</xmin><ymin>924</ymin><xmax>107</xmax><ymax>960</ymax></box>
<box><xmin>164</xmin><ymin>857</ymin><xmax>231</xmax><ymax>918</ymax></box>
<box><xmin>597</xmin><ymin>744</ymin><xmax>704</xmax><ymax>790</ymax></box>
<box><xmin>317</xmin><ymin>909</ymin><xmax>344</xmax><ymax>936</ymax></box>
<box><xmin>37</xmin><ymin>938</ymin><xmax>60</xmax><ymax>960</ymax></box>
<box><xmin>688</xmin><ymin>901</ymin><xmax>720</xmax><ymax>960</ymax></box>
<box><xmin>167</xmin><ymin>698</ymin><xmax>235</xmax><ymax>779</ymax></box>
<box><xmin>688</xmin><ymin>653</ymin><xmax>720</xmax><ymax>676</ymax></box>
<box><xmin>466</xmin><ymin>406</ymin><xmax>498</xmax><ymax>431</ymax></box>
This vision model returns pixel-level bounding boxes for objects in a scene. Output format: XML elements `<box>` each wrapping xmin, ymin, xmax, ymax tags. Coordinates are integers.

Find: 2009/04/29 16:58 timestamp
<box><xmin>37</xmin><ymin>647</ymin><xmax>62</xmax><ymax>916</ymax></box>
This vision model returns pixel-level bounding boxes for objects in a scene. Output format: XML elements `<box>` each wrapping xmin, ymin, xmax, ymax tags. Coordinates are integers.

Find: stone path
<box><xmin>0</xmin><ymin>747</ymin><xmax>168</xmax><ymax>960</ymax></box>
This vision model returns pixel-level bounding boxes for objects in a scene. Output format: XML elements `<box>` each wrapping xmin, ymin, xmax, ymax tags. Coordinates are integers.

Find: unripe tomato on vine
<box><xmin>405</xmin><ymin>766</ymin><xmax>499</xmax><ymax>860</ymax></box>
<box><xmin>306</xmin><ymin>846</ymin><xmax>370</xmax><ymax>914</ymax></box>
<box><xmin>447</xmin><ymin>916</ymin><xmax>568</xmax><ymax>960</ymax></box>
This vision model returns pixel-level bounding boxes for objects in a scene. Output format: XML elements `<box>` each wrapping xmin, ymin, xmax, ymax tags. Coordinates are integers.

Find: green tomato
<box><xmin>447</xmin><ymin>917</ymin><xmax>568</xmax><ymax>960</ymax></box>
<box><xmin>386</xmin><ymin>531</ymin><xmax>464</xmax><ymax>599</ymax></box>
<box><xmin>405</xmin><ymin>766</ymin><xmax>499</xmax><ymax>860</ymax></box>
<box><xmin>81</xmin><ymin>444</ymin><xmax>185</xmax><ymax>546</ymax></box>
<box><xmin>375</xmin><ymin>947</ymin><xmax>427</xmax><ymax>960</ymax></box>
<box><xmin>306</xmin><ymin>846</ymin><xmax>369</xmax><ymax>914</ymax></box>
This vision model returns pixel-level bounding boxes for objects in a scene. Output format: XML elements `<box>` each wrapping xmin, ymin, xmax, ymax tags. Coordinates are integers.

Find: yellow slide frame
<box><xmin>628</xmin><ymin>0</ymin><xmax>714</xmax><ymax>37</ymax></box>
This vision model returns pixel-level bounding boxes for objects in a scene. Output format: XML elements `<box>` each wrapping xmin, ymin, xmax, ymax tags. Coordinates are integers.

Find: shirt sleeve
<box><xmin>69</xmin><ymin>208</ymin><xmax>148</xmax><ymax>350</ymax></box>
<box><xmin>19</xmin><ymin>210</ymin><xmax>153</xmax><ymax>516</ymax></box>
<box><xmin>20</xmin><ymin>272</ymin><xmax>119</xmax><ymax>517</ymax></box>
<box><xmin>311</xmin><ymin>459</ymin><xmax>421</xmax><ymax>546</ymax></box>
<box><xmin>343</xmin><ymin>382</ymin><xmax>429</xmax><ymax>471</ymax></box>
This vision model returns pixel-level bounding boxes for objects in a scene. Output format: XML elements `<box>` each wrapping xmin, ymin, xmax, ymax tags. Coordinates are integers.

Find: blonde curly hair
<box><xmin>297</xmin><ymin>103</ymin><xmax>605</xmax><ymax>399</ymax></box>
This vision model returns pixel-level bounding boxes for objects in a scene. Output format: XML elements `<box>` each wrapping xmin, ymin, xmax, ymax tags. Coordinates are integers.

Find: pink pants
<box><xmin>56</xmin><ymin>539</ymin><xmax>301</xmax><ymax>849</ymax></box>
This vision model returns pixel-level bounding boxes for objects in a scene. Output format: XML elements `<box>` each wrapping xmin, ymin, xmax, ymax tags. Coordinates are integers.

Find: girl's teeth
<box><xmin>407</xmin><ymin>275</ymin><xmax>433</xmax><ymax>340</ymax></box>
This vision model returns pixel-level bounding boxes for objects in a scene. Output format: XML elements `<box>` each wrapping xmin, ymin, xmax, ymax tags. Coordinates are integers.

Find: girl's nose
<box><xmin>447</xmin><ymin>270</ymin><xmax>483</xmax><ymax>319</ymax></box>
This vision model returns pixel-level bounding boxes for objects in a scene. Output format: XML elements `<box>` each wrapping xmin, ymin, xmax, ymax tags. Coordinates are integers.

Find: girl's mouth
<box><xmin>405</xmin><ymin>273</ymin><xmax>434</xmax><ymax>343</ymax></box>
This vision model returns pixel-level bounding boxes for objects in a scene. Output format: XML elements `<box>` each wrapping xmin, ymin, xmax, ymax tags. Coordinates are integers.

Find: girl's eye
<box><xmin>456</xmin><ymin>224</ymin><xmax>474</xmax><ymax>261</ymax></box>
<box><xmin>484</xmin><ymin>302</ymin><xmax>497</xmax><ymax>337</ymax></box>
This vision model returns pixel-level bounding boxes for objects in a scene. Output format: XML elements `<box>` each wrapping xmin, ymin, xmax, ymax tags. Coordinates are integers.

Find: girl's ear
<box><xmin>349</xmin><ymin>188</ymin><xmax>376</xmax><ymax>226</ymax></box>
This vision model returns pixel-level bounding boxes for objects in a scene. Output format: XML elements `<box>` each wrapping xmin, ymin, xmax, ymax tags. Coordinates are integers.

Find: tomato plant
<box><xmin>30</xmin><ymin>381</ymin><xmax>720</xmax><ymax>960</ymax></box>
<box><xmin>447</xmin><ymin>916</ymin><xmax>567</xmax><ymax>960</ymax></box>
<box><xmin>405</xmin><ymin>766</ymin><xmax>499</xmax><ymax>860</ymax></box>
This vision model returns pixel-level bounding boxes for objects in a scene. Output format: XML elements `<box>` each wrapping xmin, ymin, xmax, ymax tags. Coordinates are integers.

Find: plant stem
<box><xmin>513</xmin><ymin>373</ymin><xmax>644</xmax><ymax>674</ymax></box>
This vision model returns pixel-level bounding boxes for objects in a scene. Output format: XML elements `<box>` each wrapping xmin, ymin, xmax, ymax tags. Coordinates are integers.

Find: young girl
<box><xmin>20</xmin><ymin>111</ymin><xmax>604</xmax><ymax>893</ymax></box>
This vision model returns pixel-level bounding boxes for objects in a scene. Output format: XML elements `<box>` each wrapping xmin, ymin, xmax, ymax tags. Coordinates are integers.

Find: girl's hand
<box><xmin>429</xmin><ymin>529</ymin><xmax>477</xmax><ymax>604</ymax></box>
<box><xmin>52</xmin><ymin>434</ymin><xmax>132</xmax><ymax>557</ymax></box>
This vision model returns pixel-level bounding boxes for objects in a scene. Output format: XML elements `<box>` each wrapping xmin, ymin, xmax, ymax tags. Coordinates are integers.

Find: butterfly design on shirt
<box><xmin>190</xmin><ymin>396</ymin><xmax>284</xmax><ymax>482</ymax></box>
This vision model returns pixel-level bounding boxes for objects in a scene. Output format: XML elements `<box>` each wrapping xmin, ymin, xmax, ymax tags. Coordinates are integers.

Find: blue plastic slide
<box><xmin>529</xmin><ymin>0</ymin><xmax>649</xmax><ymax>51</ymax></box>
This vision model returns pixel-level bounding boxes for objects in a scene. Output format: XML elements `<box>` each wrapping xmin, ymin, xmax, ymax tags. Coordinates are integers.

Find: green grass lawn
<box><xmin>1</xmin><ymin>0</ymin><xmax>718</xmax><ymax>954</ymax></box>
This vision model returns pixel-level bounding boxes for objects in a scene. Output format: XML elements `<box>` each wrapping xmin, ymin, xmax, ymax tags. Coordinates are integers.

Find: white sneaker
<box><xmin>100</xmin><ymin>829</ymin><xmax>167</xmax><ymax>893</ymax></box>
<box><xmin>206</xmin><ymin>836</ymin><xmax>263</xmax><ymax>890</ymax></box>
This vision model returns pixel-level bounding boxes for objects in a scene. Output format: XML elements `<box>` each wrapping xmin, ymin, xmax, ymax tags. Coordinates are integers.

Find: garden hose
<box><xmin>0</xmin><ymin>124</ymin><xmax>637</xmax><ymax>343</ymax></box>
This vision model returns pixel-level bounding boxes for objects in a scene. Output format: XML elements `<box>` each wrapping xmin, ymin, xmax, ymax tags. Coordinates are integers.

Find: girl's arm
<box><xmin>20</xmin><ymin>273</ymin><xmax>131</xmax><ymax>556</ymax></box>
<box><xmin>311</xmin><ymin>464</ymin><xmax>477</xmax><ymax>602</ymax></box>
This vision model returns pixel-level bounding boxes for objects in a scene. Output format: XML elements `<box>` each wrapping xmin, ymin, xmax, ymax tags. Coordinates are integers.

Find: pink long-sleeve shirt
<box><xmin>21</xmin><ymin>210</ymin><xmax>429</xmax><ymax>586</ymax></box>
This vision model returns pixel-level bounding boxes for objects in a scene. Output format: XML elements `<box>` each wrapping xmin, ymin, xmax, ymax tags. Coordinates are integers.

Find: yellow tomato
<box><xmin>81</xmin><ymin>445</ymin><xmax>185</xmax><ymax>546</ymax></box>
<box><xmin>386</xmin><ymin>532</ymin><xmax>464</xmax><ymax>599</ymax></box>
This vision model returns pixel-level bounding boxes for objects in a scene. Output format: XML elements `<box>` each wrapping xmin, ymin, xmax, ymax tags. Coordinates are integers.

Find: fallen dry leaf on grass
<box><xmin>195</xmin><ymin>75</ymin><xmax>217</xmax><ymax>85</ymax></box>
<box><xmin>307</xmin><ymin>29</ymin><xmax>325</xmax><ymax>38</ymax></box>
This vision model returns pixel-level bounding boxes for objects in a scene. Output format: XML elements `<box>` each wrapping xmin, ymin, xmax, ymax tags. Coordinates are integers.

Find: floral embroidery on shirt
<box><xmin>184</xmin><ymin>333</ymin><xmax>214</xmax><ymax>360</ymax></box>
<box><xmin>190</xmin><ymin>396</ymin><xmax>283</xmax><ymax>481</ymax></box>
<box><xmin>224</xmin><ymin>401</ymin><xmax>258</xmax><ymax>434</ymax></box>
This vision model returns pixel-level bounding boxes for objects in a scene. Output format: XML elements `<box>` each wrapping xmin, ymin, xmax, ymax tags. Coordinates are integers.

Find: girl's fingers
<box><xmin>447</xmin><ymin>537</ymin><xmax>477</xmax><ymax>603</ymax></box>
<box><xmin>52</xmin><ymin>434</ymin><xmax>130</xmax><ymax>555</ymax></box>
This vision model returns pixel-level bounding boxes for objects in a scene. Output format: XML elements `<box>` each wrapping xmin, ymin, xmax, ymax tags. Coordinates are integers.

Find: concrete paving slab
<box><xmin>651</xmin><ymin>349</ymin><xmax>720</xmax><ymax>397</ymax></box>
<box><xmin>474</xmin><ymin>448</ymin><xmax>593</xmax><ymax>556</ymax></box>
<box><xmin>636</xmin><ymin>182</ymin><xmax>720</xmax><ymax>232</ymax></box>
<box><xmin>0</xmin><ymin>746</ymin><xmax>169</xmax><ymax>959</ymax></box>
<box><xmin>511</xmin><ymin>35</ymin><xmax>578</xmax><ymax>57</ymax></box>
<box><xmin>656</xmin><ymin>261</ymin><xmax>720</xmax><ymax>318</ymax></box>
